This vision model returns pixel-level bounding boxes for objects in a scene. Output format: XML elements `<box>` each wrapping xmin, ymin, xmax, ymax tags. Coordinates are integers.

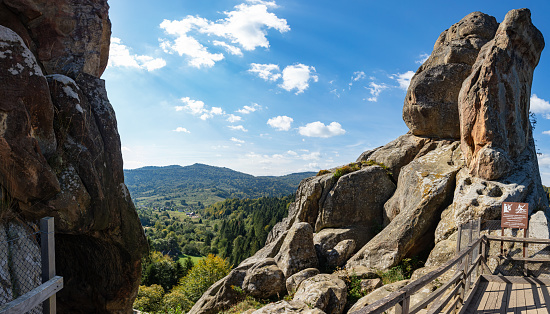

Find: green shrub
<box><xmin>333</xmin><ymin>163</ymin><xmax>361</xmax><ymax>179</ymax></box>
<box><xmin>317</xmin><ymin>169</ymin><xmax>331</xmax><ymax>176</ymax></box>
<box><xmin>361</xmin><ymin>160</ymin><xmax>393</xmax><ymax>178</ymax></box>
<box><xmin>134</xmin><ymin>284</ymin><xmax>164</xmax><ymax>313</ymax></box>
<box><xmin>377</xmin><ymin>257</ymin><xmax>423</xmax><ymax>285</ymax></box>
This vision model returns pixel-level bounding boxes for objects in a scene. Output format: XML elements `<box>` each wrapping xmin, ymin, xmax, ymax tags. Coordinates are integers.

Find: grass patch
<box><xmin>220</xmin><ymin>296</ymin><xmax>269</xmax><ymax>313</ymax></box>
<box><xmin>377</xmin><ymin>257</ymin><xmax>423</xmax><ymax>285</ymax></box>
<box><xmin>178</xmin><ymin>254</ymin><xmax>204</xmax><ymax>264</ymax></box>
<box><xmin>361</xmin><ymin>160</ymin><xmax>393</xmax><ymax>178</ymax></box>
<box><xmin>333</xmin><ymin>163</ymin><xmax>361</xmax><ymax>179</ymax></box>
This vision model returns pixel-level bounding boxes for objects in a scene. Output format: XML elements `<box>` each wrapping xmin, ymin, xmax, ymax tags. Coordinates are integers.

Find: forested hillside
<box><xmin>124</xmin><ymin>163</ymin><xmax>314</xmax><ymax>208</ymax></box>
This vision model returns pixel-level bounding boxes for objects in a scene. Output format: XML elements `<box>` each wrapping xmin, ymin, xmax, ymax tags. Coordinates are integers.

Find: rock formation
<box><xmin>189</xmin><ymin>8</ymin><xmax>549</xmax><ymax>314</ymax></box>
<box><xmin>0</xmin><ymin>1</ymin><xmax>147</xmax><ymax>312</ymax></box>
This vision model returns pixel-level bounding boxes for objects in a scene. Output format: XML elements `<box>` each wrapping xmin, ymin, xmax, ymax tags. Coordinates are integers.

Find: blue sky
<box><xmin>103</xmin><ymin>0</ymin><xmax>550</xmax><ymax>184</ymax></box>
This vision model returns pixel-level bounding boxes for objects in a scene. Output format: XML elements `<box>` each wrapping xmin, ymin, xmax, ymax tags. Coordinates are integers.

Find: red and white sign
<box><xmin>501</xmin><ymin>202</ymin><xmax>529</xmax><ymax>229</ymax></box>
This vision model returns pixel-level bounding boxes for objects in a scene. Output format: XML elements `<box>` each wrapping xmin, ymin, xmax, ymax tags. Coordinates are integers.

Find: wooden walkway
<box><xmin>464</xmin><ymin>276</ymin><xmax>550</xmax><ymax>313</ymax></box>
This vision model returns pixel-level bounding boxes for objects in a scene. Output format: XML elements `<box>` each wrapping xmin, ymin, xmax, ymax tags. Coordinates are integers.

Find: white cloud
<box><xmin>213</xmin><ymin>40</ymin><xmax>243</xmax><ymax>56</ymax></box>
<box><xmin>231</xmin><ymin>137</ymin><xmax>245</xmax><ymax>144</ymax></box>
<box><xmin>173</xmin><ymin>127</ymin><xmax>191</xmax><ymax>133</ymax></box>
<box><xmin>392</xmin><ymin>71</ymin><xmax>415</xmax><ymax>90</ymax></box>
<box><xmin>227</xmin><ymin>114</ymin><xmax>242</xmax><ymax>123</ymax></box>
<box><xmin>298</xmin><ymin>121</ymin><xmax>346</xmax><ymax>138</ymax></box>
<box><xmin>108</xmin><ymin>37</ymin><xmax>166</xmax><ymax>71</ymax></box>
<box><xmin>121</xmin><ymin>146</ymin><xmax>131</xmax><ymax>152</ymax></box>
<box><xmin>179</xmin><ymin>97</ymin><xmax>224</xmax><ymax>120</ymax></box>
<box><xmin>416</xmin><ymin>53</ymin><xmax>430</xmax><ymax>64</ymax></box>
<box><xmin>249</xmin><ymin>63</ymin><xmax>281</xmax><ymax>81</ymax></box>
<box><xmin>531</xmin><ymin>94</ymin><xmax>550</xmax><ymax>117</ymax></box>
<box><xmin>366</xmin><ymin>82</ymin><xmax>388</xmax><ymax>102</ymax></box>
<box><xmin>539</xmin><ymin>154</ymin><xmax>550</xmax><ymax>166</ymax></box>
<box><xmin>159</xmin><ymin>2</ymin><xmax>289</xmax><ymax>68</ymax></box>
<box><xmin>267</xmin><ymin>115</ymin><xmax>293</xmax><ymax>131</ymax></box>
<box><xmin>279</xmin><ymin>64</ymin><xmax>318</xmax><ymax>94</ymax></box>
<box><xmin>543</xmin><ymin>131</ymin><xmax>550</xmax><ymax>135</ymax></box>
<box><xmin>300</xmin><ymin>151</ymin><xmax>321</xmax><ymax>160</ymax></box>
<box><xmin>237</xmin><ymin>103</ymin><xmax>261</xmax><ymax>114</ymax></box>
<box><xmin>352</xmin><ymin>71</ymin><xmax>366</xmax><ymax>82</ymax></box>
<box><xmin>228</xmin><ymin>125</ymin><xmax>248</xmax><ymax>132</ymax></box>
<box><xmin>180</xmin><ymin>97</ymin><xmax>206</xmax><ymax>114</ymax></box>
<box><xmin>287</xmin><ymin>150</ymin><xmax>298</xmax><ymax>156</ymax></box>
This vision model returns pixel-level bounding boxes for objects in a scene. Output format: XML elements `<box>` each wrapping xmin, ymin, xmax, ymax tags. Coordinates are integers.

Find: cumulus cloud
<box><xmin>249</xmin><ymin>63</ymin><xmax>281</xmax><ymax>81</ymax></box>
<box><xmin>227</xmin><ymin>114</ymin><xmax>242</xmax><ymax>123</ymax></box>
<box><xmin>298</xmin><ymin>121</ymin><xmax>346</xmax><ymax>138</ymax></box>
<box><xmin>392</xmin><ymin>71</ymin><xmax>415</xmax><ymax>90</ymax></box>
<box><xmin>352</xmin><ymin>71</ymin><xmax>366</xmax><ymax>82</ymax></box>
<box><xmin>366</xmin><ymin>82</ymin><xmax>388</xmax><ymax>102</ymax></box>
<box><xmin>159</xmin><ymin>2</ymin><xmax>289</xmax><ymax>68</ymax></box>
<box><xmin>237</xmin><ymin>103</ymin><xmax>261</xmax><ymax>114</ymax></box>
<box><xmin>229</xmin><ymin>125</ymin><xmax>248</xmax><ymax>132</ymax></box>
<box><xmin>178</xmin><ymin>97</ymin><xmax>224</xmax><ymax>120</ymax></box>
<box><xmin>267</xmin><ymin>115</ymin><xmax>293</xmax><ymax>131</ymax></box>
<box><xmin>531</xmin><ymin>94</ymin><xmax>550</xmax><ymax>118</ymax></box>
<box><xmin>108</xmin><ymin>37</ymin><xmax>166</xmax><ymax>71</ymax></box>
<box><xmin>279</xmin><ymin>64</ymin><xmax>318</xmax><ymax>94</ymax></box>
<box><xmin>300</xmin><ymin>151</ymin><xmax>321</xmax><ymax>160</ymax></box>
<box><xmin>173</xmin><ymin>127</ymin><xmax>191</xmax><ymax>133</ymax></box>
<box><xmin>543</xmin><ymin>130</ymin><xmax>550</xmax><ymax>135</ymax></box>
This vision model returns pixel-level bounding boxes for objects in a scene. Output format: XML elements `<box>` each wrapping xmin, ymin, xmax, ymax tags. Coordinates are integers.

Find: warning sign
<box><xmin>501</xmin><ymin>202</ymin><xmax>529</xmax><ymax>229</ymax></box>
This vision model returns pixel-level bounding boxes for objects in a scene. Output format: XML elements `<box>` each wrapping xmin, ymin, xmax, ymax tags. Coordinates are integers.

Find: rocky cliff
<box><xmin>190</xmin><ymin>9</ymin><xmax>549</xmax><ymax>314</ymax></box>
<box><xmin>0</xmin><ymin>0</ymin><xmax>147</xmax><ymax>312</ymax></box>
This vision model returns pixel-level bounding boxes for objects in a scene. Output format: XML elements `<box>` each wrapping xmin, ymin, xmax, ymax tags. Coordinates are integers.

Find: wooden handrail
<box><xmin>351</xmin><ymin>236</ymin><xmax>483</xmax><ymax>314</ymax></box>
<box><xmin>486</xmin><ymin>235</ymin><xmax>550</xmax><ymax>244</ymax></box>
<box><xmin>0</xmin><ymin>276</ymin><xmax>63</xmax><ymax>314</ymax></box>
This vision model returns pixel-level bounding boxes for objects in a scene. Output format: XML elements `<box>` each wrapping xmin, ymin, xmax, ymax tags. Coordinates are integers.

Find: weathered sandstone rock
<box><xmin>286</xmin><ymin>268</ymin><xmax>320</xmax><ymax>293</ymax></box>
<box><xmin>347</xmin><ymin>143</ymin><xmax>462</xmax><ymax>270</ymax></box>
<box><xmin>315</xmin><ymin>166</ymin><xmax>395</xmax><ymax>232</ymax></box>
<box><xmin>459</xmin><ymin>8</ymin><xmax>544</xmax><ymax>180</ymax></box>
<box><xmin>275</xmin><ymin>222</ymin><xmax>318</xmax><ymax>277</ymax></box>
<box><xmin>293</xmin><ymin>274</ymin><xmax>347</xmax><ymax>314</ymax></box>
<box><xmin>242</xmin><ymin>258</ymin><xmax>286</xmax><ymax>299</ymax></box>
<box><xmin>403</xmin><ymin>12</ymin><xmax>498</xmax><ymax>139</ymax></box>
<box><xmin>252</xmin><ymin>300</ymin><xmax>326</xmax><ymax>314</ymax></box>
<box><xmin>359</xmin><ymin>278</ymin><xmax>383</xmax><ymax>295</ymax></box>
<box><xmin>0</xmin><ymin>26</ymin><xmax>60</xmax><ymax>204</ymax></box>
<box><xmin>0</xmin><ymin>0</ymin><xmax>111</xmax><ymax>77</ymax></box>
<box><xmin>0</xmin><ymin>7</ymin><xmax>146</xmax><ymax>313</ymax></box>
<box><xmin>358</xmin><ymin>134</ymin><xmax>451</xmax><ymax>180</ymax></box>
<box><xmin>325</xmin><ymin>239</ymin><xmax>356</xmax><ymax>268</ymax></box>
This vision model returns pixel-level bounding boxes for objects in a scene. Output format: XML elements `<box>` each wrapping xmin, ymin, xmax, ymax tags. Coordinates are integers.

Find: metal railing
<box><xmin>0</xmin><ymin>217</ymin><xmax>63</xmax><ymax>314</ymax></box>
<box><xmin>352</xmin><ymin>218</ymin><xmax>550</xmax><ymax>314</ymax></box>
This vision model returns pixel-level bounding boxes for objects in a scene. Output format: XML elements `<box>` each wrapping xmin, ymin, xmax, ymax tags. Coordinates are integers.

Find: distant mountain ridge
<box><xmin>124</xmin><ymin>163</ymin><xmax>315</xmax><ymax>208</ymax></box>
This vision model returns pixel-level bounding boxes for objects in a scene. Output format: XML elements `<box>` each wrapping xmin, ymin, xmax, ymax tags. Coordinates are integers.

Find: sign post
<box><xmin>501</xmin><ymin>202</ymin><xmax>529</xmax><ymax>275</ymax></box>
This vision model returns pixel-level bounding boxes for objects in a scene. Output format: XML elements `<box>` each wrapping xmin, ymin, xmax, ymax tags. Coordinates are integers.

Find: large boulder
<box><xmin>347</xmin><ymin>143</ymin><xmax>462</xmax><ymax>270</ymax></box>
<box><xmin>275</xmin><ymin>222</ymin><xmax>318</xmax><ymax>278</ymax></box>
<box><xmin>315</xmin><ymin>165</ymin><xmax>395</xmax><ymax>232</ymax></box>
<box><xmin>459</xmin><ymin>9</ymin><xmax>544</xmax><ymax>180</ymax></box>
<box><xmin>252</xmin><ymin>300</ymin><xmax>326</xmax><ymax>314</ymax></box>
<box><xmin>348</xmin><ymin>280</ymin><xmax>409</xmax><ymax>313</ymax></box>
<box><xmin>242</xmin><ymin>258</ymin><xmax>286</xmax><ymax>299</ymax></box>
<box><xmin>293</xmin><ymin>274</ymin><xmax>347</xmax><ymax>314</ymax></box>
<box><xmin>286</xmin><ymin>268</ymin><xmax>320</xmax><ymax>293</ymax></box>
<box><xmin>403</xmin><ymin>12</ymin><xmax>498</xmax><ymax>139</ymax></box>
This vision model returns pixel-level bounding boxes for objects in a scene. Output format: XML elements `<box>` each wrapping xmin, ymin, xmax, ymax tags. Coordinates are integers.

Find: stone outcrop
<box><xmin>252</xmin><ymin>300</ymin><xmax>326</xmax><ymax>314</ymax></box>
<box><xmin>191</xmin><ymin>8</ymin><xmax>549</xmax><ymax>314</ymax></box>
<box><xmin>459</xmin><ymin>9</ymin><xmax>544</xmax><ymax>180</ymax></box>
<box><xmin>242</xmin><ymin>258</ymin><xmax>286</xmax><ymax>299</ymax></box>
<box><xmin>293</xmin><ymin>274</ymin><xmax>347</xmax><ymax>314</ymax></box>
<box><xmin>0</xmin><ymin>2</ymin><xmax>147</xmax><ymax>313</ymax></box>
<box><xmin>403</xmin><ymin>12</ymin><xmax>498</xmax><ymax>139</ymax></box>
<box><xmin>347</xmin><ymin>143</ymin><xmax>462</xmax><ymax>270</ymax></box>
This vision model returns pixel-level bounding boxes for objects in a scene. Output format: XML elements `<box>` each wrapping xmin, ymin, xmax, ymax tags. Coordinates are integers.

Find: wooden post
<box><xmin>524</xmin><ymin>227</ymin><xmax>529</xmax><ymax>276</ymax></box>
<box><xmin>41</xmin><ymin>217</ymin><xmax>55</xmax><ymax>314</ymax></box>
<box><xmin>394</xmin><ymin>296</ymin><xmax>410</xmax><ymax>314</ymax></box>
<box><xmin>457</xmin><ymin>224</ymin><xmax>462</xmax><ymax>271</ymax></box>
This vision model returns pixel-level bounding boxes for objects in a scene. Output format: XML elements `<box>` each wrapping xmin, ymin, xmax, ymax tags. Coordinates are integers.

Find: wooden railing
<box><xmin>351</xmin><ymin>220</ymin><xmax>550</xmax><ymax>314</ymax></box>
<box><xmin>0</xmin><ymin>217</ymin><xmax>63</xmax><ymax>314</ymax></box>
